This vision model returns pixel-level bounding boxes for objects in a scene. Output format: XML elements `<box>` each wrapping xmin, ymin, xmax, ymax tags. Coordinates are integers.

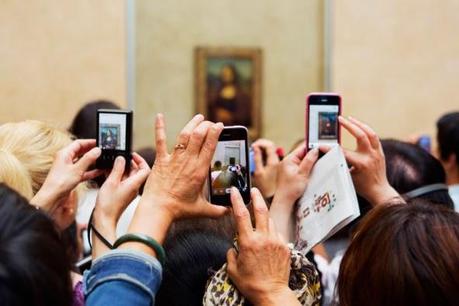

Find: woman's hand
<box><xmin>120</xmin><ymin>114</ymin><xmax>229</xmax><ymax>257</ymax></box>
<box><xmin>226</xmin><ymin>187</ymin><xmax>300</xmax><ymax>306</ymax></box>
<box><xmin>335</xmin><ymin>116</ymin><xmax>400</xmax><ymax>206</ymax></box>
<box><xmin>251</xmin><ymin>139</ymin><xmax>280</xmax><ymax>198</ymax></box>
<box><xmin>140</xmin><ymin>114</ymin><xmax>228</xmax><ymax>220</ymax></box>
<box><xmin>269</xmin><ymin>145</ymin><xmax>319</xmax><ymax>241</ymax></box>
<box><xmin>92</xmin><ymin>153</ymin><xmax>150</xmax><ymax>258</ymax></box>
<box><xmin>31</xmin><ymin>139</ymin><xmax>103</xmax><ymax>227</ymax></box>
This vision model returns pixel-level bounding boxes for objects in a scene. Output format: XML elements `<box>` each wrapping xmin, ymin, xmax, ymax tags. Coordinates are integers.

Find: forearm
<box><xmin>365</xmin><ymin>184</ymin><xmax>405</xmax><ymax>207</ymax></box>
<box><xmin>270</xmin><ymin>193</ymin><xmax>296</xmax><ymax>242</ymax></box>
<box><xmin>118</xmin><ymin>197</ymin><xmax>173</xmax><ymax>257</ymax></box>
<box><xmin>30</xmin><ymin>188</ymin><xmax>58</xmax><ymax>212</ymax></box>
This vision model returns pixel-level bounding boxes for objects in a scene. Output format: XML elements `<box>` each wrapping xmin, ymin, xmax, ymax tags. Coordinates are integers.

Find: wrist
<box><xmin>271</xmin><ymin>191</ymin><xmax>297</xmax><ymax>214</ymax></box>
<box><xmin>30</xmin><ymin>188</ymin><xmax>58</xmax><ymax>212</ymax></box>
<box><xmin>128</xmin><ymin>197</ymin><xmax>174</xmax><ymax>245</ymax></box>
<box><xmin>92</xmin><ymin>209</ymin><xmax>117</xmax><ymax>239</ymax></box>
<box><xmin>366</xmin><ymin>183</ymin><xmax>402</xmax><ymax>206</ymax></box>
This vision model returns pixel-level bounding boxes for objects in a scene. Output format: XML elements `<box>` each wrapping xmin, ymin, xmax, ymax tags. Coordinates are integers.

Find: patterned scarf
<box><xmin>203</xmin><ymin>245</ymin><xmax>321</xmax><ymax>306</ymax></box>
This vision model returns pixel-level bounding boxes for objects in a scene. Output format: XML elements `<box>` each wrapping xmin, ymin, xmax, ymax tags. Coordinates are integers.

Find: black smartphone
<box><xmin>209</xmin><ymin>126</ymin><xmax>251</xmax><ymax>206</ymax></box>
<box><xmin>96</xmin><ymin>109</ymin><xmax>133</xmax><ymax>171</ymax></box>
<box><xmin>306</xmin><ymin>93</ymin><xmax>342</xmax><ymax>152</ymax></box>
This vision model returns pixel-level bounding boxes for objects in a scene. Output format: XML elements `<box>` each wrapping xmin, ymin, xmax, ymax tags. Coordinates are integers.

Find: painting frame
<box><xmin>195</xmin><ymin>47</ymin><xmax>262</xmax><ymax>139</ymax></box>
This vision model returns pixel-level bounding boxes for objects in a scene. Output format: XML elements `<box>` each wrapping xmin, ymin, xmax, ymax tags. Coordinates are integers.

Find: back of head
<box><xmin>0</xmin><ymin>120</ymin><xmax>72</xmax><ymax>197</ymax></box>
<box><xmin>437</xmin><ymin>111</ymin><xmax>459</xmax><ymax>164</ymax></box>
<box><xmin>0</xmin><ymin>150</ymin><xmax>33</xmax><ymax>199</ymax></box>
<box><xmin>156</xmin><ymin>228</ymin><xmax>232</xmax><ymax>306</ymax></box>
<box><xmin>0</xmin><ymin>183</ymin><xmax>72</xmax><ymax>306</ymax></box>
<box><xmin>382</xmin><ymin>139</ymin><xmax>454</xmax><ymax>209</ymax></box>
<box><xmin>338</xmin><ymin>200</ymin><xmax>459</xmax><ymax>306</ymax></box>
<box><xmin>69</xmin><ymin>100</ymin><xmax>120</xmax><ymax>139</ymax></box>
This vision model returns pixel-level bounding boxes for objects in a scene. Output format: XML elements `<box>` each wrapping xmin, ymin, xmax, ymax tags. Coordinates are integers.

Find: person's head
<box><xmin>156</xmin><ymin>227</ymin><xmax>233</xmax><ymax>306</ymax></box>
<box><xmin>382</xmin><ymin>139</ymin><xmax>454</xmax><ymax>209</ymax></box>
<box><xmin>0</xmin><ymin>149</ymin><xmax>34</xmax><ymax>199</ymax></box>
<box><xmin>69</xmin><ymin>100</ymin><xmax>120</xmax><ymax>140</ymax></box>
<box><xmin>136</xmin><ymin>147</ymin><xmax>156</xmax><ymax>168</ymax></box>
<box><xmin>213</xmin><ymin>160</ymin><xmax>222</xmax><ymax>170</ymax></box>
<box><xmin>0</xmin><ymin>183</ymin><xmax>72</xmax><ymax>306</ymax></box>
<box><xmin>0</xmin><ymin>120</ymin><xmax>72</xmax><ymax>198</ymax></box>
<box><xmin>436</xmin><ymin>112</ymin><xmax>459</xmax><ymax>182</ymax></box>
<box><xmin>220</xmin><ymin>64</ymin><xmax>238</xmax><ymax>84</ymax></box>
<box><xmin>338</xmin><ymin>200</ymin><xmax>459</xmax><ymax>306</ymax></box>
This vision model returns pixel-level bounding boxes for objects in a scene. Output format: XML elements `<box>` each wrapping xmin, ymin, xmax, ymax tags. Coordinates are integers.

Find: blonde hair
<box><xmin>0</xmin><ymin>120</ymin><xmax>72</xmax><ymax>199</ymax></box>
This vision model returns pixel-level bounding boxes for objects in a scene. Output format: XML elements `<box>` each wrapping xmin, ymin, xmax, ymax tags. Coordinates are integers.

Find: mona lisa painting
<box><xmin>195</xmin><ymin>47</ymin><xmax>262</xmax><ymax>139</ymax></box>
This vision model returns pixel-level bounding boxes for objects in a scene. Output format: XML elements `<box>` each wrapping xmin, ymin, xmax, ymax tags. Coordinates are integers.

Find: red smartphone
<box><xmin>306</xmin><ymin>93</ymin><xmax>342</xmax><ymax>151</ymax></box>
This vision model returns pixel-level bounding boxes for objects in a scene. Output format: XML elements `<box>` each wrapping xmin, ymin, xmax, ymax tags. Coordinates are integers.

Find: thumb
<box><xmin>107</xmin><ymin>156</ymin><xmax>126</xmax><ymax>183</ymax></box>
<box><xmin>226</xmin><ymin>248</ymin><xmax>238</xmax><ymax>278</ymax></box>
<box><xmin>202</xmin><ymin>201</ymin><xmax>230</xmax><ymax>218</ymax></box>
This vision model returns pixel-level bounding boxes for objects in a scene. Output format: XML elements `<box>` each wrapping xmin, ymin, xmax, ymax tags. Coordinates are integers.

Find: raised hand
<box><xmin>92</xmin><ymin>153</ymin><xmax>150</xmax><ymax>258</ymax></box>
<box><xmin>251</xmin><ymin>139</ymin><xmax>280</xmax><ymax>198</ymax></box>
<box><xmin>269</xmin><ymin>145</ymin><xmax>319</xmax><ymax>241</ymax></box>
<box><xmin>31</xmin><ymin>139</ymin><xmax>103</xmax><ymax>228</ymax></box>
<box><xmin>333</xmin><ymin>116</ymin><xmax>401</xmax><ymax>206</ymax></box>
<box><xmin>227</xmin><ymin>187</ymin><xmax>300</xmax><ymax>306</ymax></box>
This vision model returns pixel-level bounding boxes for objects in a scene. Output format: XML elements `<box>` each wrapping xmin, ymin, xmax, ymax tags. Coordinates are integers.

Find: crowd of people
<box><xmin>0</xmin><ymin>100</ymin><xmax>458</xmax><ymax>306</ymax></box>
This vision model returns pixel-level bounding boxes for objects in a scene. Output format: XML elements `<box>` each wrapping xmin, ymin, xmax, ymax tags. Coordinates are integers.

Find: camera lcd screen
<box><xmin>308</xmin><ymin>104</ymin><xmax>339</xmax><ymax>149</ymax></box>
<box><xmin>98</xmin><ymin>113</ymin><xmax>127</xmax><ymax>151</ymax></box>
<box><xmin>210</xmin><ymin>140</ymin><xmax>249</xmax><ymax>196</ymax></box>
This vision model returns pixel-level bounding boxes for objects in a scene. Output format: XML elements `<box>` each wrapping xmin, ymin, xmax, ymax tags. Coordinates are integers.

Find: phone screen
<box><xmin>307</xmin><ymin>95</ymin><xmax>341</xmax><ymax>150</ymax></box>
<box><xmin>210</xmin><ymin>127</ymin><xmax>251</xmax><ymax>205</ymax></box>
<box><xmin>96</xmin><ymin>109</ymin><xmax>132</xmax><ymax>171</ymax></box>
<box><xmin>211</xmin><ymin>140</ymin><xmax>249</xmax><ymax>196</ymax></box>
<box><xmin>98</xmin><ymin>113</ymin><xmax>127</xmax><ymax>151</ymax></box>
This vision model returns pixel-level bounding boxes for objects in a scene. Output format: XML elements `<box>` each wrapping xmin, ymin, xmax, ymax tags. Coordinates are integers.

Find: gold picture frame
<box><xmin>195</xmin><ymin>47</ymin><xmax>262</xmax><ymax>139</ymax></box>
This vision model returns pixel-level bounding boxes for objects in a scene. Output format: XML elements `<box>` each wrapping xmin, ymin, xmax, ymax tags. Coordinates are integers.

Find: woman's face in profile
<box><xmin>220</xmin><ymin>65</ymin><xmax>235</xmax><ymax>83</ymax></box>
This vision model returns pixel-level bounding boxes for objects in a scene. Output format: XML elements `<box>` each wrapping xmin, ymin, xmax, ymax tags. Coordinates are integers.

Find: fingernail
<box><xmin>93</xmin><ymin>147</ymin><xmax>101</xmax><ymax>156</ymax></box>
<box><xmin>216</xmin><ymin>122</ymin><xmax>224</xmax><ymax>128</ymax></box>
<box><xmin>115</xmin><ymin>156</ymin><xmax>124</xmax><ymax>165</ymax></box>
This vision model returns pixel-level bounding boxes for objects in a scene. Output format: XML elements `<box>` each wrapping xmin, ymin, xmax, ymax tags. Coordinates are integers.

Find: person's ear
<box><xmin>443</xmin><ymin>153</ymin><xmax>457</xmax><ymax>171</ymax></box>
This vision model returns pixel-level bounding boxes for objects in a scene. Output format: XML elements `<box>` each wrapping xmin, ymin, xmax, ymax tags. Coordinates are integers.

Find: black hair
<box><xmin>155</xmin><ymin>228</ymin><xmax>232</xmax><ymax>306</ymax></box>
<box><xmin>136</xmin><ymin>147</ymin><xmax>156</xmax><ymax>194</ymax></box>
<box><xmin>0</xmin><ymin>184</ymin><xmax>72</xmax><ymax>306</ymax></box>
<box><xmin>381</xmin><ymin>139</ymin><xmax>454</xmax><ymax>209</ymax></box>
<box><xmin>68</xmin><ymin>100</ymin><xmax>120</xmax><ymax>139</ymax></box>
<box><xmin>436</xmin><ymin>112</ymin><xmax>459</xmax><ymax>165</ymax></box>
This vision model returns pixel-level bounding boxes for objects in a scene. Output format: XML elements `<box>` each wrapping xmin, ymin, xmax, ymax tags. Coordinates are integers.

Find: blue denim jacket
<box><xmin>84</xmin><ymin>249</ymin><xmax>163</xmax><ymax>306</ymax></box>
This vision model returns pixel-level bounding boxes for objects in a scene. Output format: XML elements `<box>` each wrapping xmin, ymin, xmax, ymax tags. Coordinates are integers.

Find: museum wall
<box><xmin>134</xmin><ymin>0</ymin><xmax>325</xmax><ymax>149</ymax></box>
<box><xmin>0</xmin><ymin>1</ymin><xmax>126</xmax><ymax>130</ymax></box>
<box><xmin>333</xmin><ymin>0</ymin><xmax>459</xmax><ymax>149</ymax></box>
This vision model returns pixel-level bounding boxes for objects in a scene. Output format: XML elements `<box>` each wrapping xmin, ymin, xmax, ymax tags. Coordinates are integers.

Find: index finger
<box><xmin>60</xmin><ymin>139</ymin><xmax>96</xmax><ymax>161</ymax></box>
<box><xmin>197</xmin><ymin>122</ymin><xmax>223</xmax><ymax>169</ymax></box>
<box><xmin>348</xmin><ymin>116</ymin><xmax>380</xmax><ymax>149</ymax></box>
<box><xmin>230</xmin><ymin>187</ymin><xmax>253</xmax><ymax>238</ymax></box>
<box><xmin>339</xmin><ymin>116</ymin><xmax>371</xmax><ymax>151</ymax></box>
<box><xmin>155</xmin><ymin>113</ymin><xmax>168</xmax><ymax>160</ymax></box>
<box><xmin>251</xmin><ymin>188</ymin><xmax>269</xmax><ymax>233</ymax></box>
<box><xmin>298</xmin><ymin>148</ymin><xmax>319</xmax><ymax>176</ymax></box>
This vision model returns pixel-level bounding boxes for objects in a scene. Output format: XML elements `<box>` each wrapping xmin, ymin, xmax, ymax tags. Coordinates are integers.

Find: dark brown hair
<box><xmin>337</xmin><ymin>200</ymin><xmax>459</xmax><ymax>306</ymax></box>
<box><xmin>0</xmin><ymin>184</ymin><xmax>72</xmax><ymax>306</ymax></box>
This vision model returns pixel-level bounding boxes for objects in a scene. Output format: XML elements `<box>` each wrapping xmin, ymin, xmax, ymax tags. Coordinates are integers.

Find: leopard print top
<box><xmin>203</xmin><ymin>247</ymin><xmax>321</xmax><ymax>306</ymax></box>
